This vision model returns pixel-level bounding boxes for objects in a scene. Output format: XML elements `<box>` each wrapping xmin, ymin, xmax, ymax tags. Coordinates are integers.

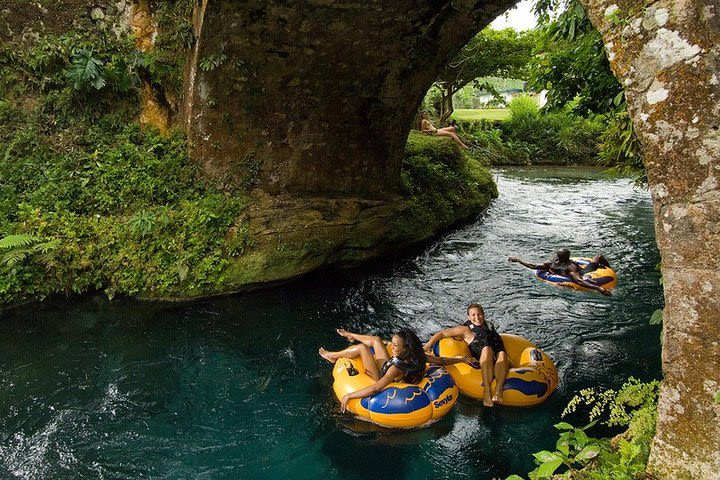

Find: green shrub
<box><xmin>598</xmin><ymin>110</ymin><xmax>645</xmax><ymax>185</ymax></box>
<box><xmin>509</xmin><ymin>378</ymin><xmax>660</xmax><ymax>480</ymax></box>
<box><xmin>397</xmin><ymin>132</ymin><xmax>497</xmax><ymax>240</ymax></box>
<box><xmin>508</xmin><ymin>94</ymin><xmax>540</xmax><ymax>121</ymax></box>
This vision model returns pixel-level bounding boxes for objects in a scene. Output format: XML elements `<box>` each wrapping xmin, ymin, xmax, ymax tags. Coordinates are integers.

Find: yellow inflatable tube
<box><xmin>433</xmin><ymin>334</ymin><xmax>558</xmax><ymax>406</ymax></box>
<box><xmin>331</xmin><ymin>355</ymin><xmax>458</xmax><ymax>428</ymax></box>
<box><xmin>535</xmin><ymin>257</ymin><xmax>618</xmax><ymax>292</ymax></box>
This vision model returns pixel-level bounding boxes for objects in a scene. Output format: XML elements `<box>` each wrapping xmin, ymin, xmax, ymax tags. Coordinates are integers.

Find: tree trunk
<box><xmin>582</xmin><ymin>2</ymin><xmax>720</xmax><ymax>478</ymax></box>
<box><xmin>439</xmin><ymin>86</ymin><xmax>455</xmax><ymax>124</ymax></box>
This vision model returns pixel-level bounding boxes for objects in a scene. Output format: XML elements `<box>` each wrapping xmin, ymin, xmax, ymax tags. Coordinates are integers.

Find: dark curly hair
<box><xmin>394</xmin><ymin>328</ymin><xmax>427</xmax><ymax>384</ymax></box>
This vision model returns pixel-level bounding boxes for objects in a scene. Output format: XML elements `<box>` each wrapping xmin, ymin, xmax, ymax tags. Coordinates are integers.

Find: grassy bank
<box><xmin>451</xmin><ymin>108</ymin><xmax>510</xmax><ymax>122</ymax></box>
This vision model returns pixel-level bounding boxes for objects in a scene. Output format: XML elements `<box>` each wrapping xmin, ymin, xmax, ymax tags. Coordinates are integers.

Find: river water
<box><xmin>0</xmin><ymin>167</ymin><xmax>663</xmax><ymax>480</ymax></box>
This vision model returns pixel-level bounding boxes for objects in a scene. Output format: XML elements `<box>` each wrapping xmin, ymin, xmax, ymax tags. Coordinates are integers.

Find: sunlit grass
<box><xmin>451</xmin><ymin>108</ymin><xmax>510</xmax><ymax>121</ymax></box>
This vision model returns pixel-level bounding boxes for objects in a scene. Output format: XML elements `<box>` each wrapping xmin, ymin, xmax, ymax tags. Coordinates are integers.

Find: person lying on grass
<box><xmin>419</xmin><ymin>111</ymin><xmax>469</xmax><ymax>149</ymax></box>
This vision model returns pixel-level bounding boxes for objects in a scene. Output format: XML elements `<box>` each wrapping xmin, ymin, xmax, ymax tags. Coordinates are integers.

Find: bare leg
<box><xmin>318</xmin><ymin>343</ymin><xmax>382</xmax><ymax>380</ymax></box>
<box><xmin>335</xmin><ymin>330</ymin><xmax>390</xmax><ymax>362</ymax></box>
<box><xmin>592</xmin><ymin>255</ymin><xmax>611</xmax><ymax>268</ymax></box>
<box><xmin>480</xmin><ymin>346</ymin><xmax>495</xmax><ymax>407</ymax></box>
<box><xmin>492</xmin><ymin>351</ymin><xmax>508</xmax><ymax>404</ymax></box>
<box><xmin>436</xmin><ymin>130</ymin><xmax>469</xmax><ymax>149</ymax></box>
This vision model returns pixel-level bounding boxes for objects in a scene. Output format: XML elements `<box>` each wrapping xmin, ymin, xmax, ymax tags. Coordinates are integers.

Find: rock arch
<box><xmin>183</xmin><ymin>0</ymin><xmax>517</xmax><ymax>196</ymax></box>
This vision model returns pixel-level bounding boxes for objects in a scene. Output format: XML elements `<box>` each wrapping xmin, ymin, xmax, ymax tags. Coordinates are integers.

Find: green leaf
<box><xmin>649</xmin><ymin>309</ymin><xmax>663</xmax><ymax>325</ymax></box>
<box><xmin>556</xmin><ymin>440</ymin><xmax>570</xmax><ymax>456</ymax></box>
<box><xmin>533</xmin><ymin>451</ymin><xmax>560</xmax><ymax>463</ymax></box>
<box><xmin>506</xmin><ymin>476</ymin><xmax>526</xmax><ymax>480</ymax></box>
<box><xmin>554</xmin><ymin>422</ymin><xmax>574</xmax><ymax>430</ymax></box>
<box><xmin>714</xmin><ymin>391</ymin><xmax>720</xmax><ymax>404</ymax></box>
<box><xmin>573</xmin><ymin>428</ymin><xmax>589</xmax><ymax>448</ymax></box>
<box><xmin>613</xmin><ymin>90</ymin><xmax>625</xmax><ymax>106</ymax></box>
<box><xmin>536</xmin><ymin>458</ymin><xmax>563</xmax><ymax>478</ymax></box>
<box><xmin>575</xmin><ymin>444</ymin><xmax>601</xmax><ymax>462</ymax></box>
<box><xmin>581</xmin><ymin>419</ymin><xmax>599</xmax><ymax>430</ymax></box>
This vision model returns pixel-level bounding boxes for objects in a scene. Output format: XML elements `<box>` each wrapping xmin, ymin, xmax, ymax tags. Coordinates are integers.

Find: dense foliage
<box><xmin>527</xmin><ymin>0</ymin><xmax>645</xmax><ymax>181</ymax></box>
<box><xmin>529</xmin><ymin>0</ymin><xmax>623</xmax><ymax>114</ymax></box>
<box><xmin>451</xmin><ymin>96</ymin><xmax>604</xmax><ymax>166</ymax></box>
<box><xmin>398</xmin><ymin>132</ymin><xmax>498</xmax><ymax>239</ymax></box>
<box><xmin>508</xmin><ymin>378</ymin><xmax>660</xmax><ymax>480</ymax></box>
<box><xmin>0</xmin><ymin>16</ymin><xmax>253</xmax><ymax>305</ymax></box>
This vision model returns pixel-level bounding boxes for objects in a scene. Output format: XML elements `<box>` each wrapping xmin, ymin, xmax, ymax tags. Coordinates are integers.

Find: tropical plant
<box><xmin>66</xmin><ymin>48</ymin><xmax>107</xmax><ymax>90</ymax></box>
<box><xmin>529</xmin><ymin>0</ymin><xmax>623</xmax><ymax>114</ymax></box>
<box><xmin>508</xmin><ymin>378</ymin><xmax>660</xmax><ymax>480</ymax></box>
<box><xmin>0</xmin><ymin>234</ymin><xmax>60</xmax><ymax>266</ymax></box>
<box><xmin>598</xmin><ymin>110</ymin><xmax>645</xmax><ymax>184</ymax></box>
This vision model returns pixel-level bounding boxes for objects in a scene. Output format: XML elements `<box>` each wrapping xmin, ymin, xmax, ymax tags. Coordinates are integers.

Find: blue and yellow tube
<box><xmin>331</xmin><ymin>355</ymin><xmax>458</xmax><ymax>428</ymax></box>
<box><xmin>534</xmin><ymin>257</ymin><xmax>618</xmax><ymax>292</ymax></box>
<box><xmin>433</xmin><ymin>334</ymin><xmax>558</xmax><ymax>406</ymax></box>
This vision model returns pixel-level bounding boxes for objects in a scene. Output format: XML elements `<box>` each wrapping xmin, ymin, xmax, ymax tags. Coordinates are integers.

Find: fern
<box><xmin>0</xmin><ymin>234</ymin><xmax>39</xmax><ymax>250</ymax></box>
<box><xmin>0</xmin><ymin>235</ymin><xmax>60</xmax><ymax>266</ymax></box>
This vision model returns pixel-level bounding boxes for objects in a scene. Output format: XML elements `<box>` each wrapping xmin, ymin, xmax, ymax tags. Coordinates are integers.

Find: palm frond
<box><xmin>0</xmin><ymin>234</ymin><xmax>40</xmax><ymax>250</ymax></box>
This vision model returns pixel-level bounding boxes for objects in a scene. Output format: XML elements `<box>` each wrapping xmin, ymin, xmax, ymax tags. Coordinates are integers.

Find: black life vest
<box><xmin>380</xmin><ymin>356</ymin><xmax>424</xmax><ymax>384</ymax></box>
<box><xmin>464</xmin><ymin>321</ymin><xmax>505</xmax><ymax>358</ymax></box>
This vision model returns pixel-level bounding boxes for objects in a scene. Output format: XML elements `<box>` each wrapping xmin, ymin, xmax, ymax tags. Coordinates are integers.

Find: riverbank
<box><xmin>0</xmin><ymin>16</ymin><xmax>497</xmax><ymax>308</ymax></box>
<box><xmin>448</xmin><ymin>98</ymin><xmax>610</xmax><ymax>167</ymax></box>
<box><xmin>0</xmin><ymin>112</ymin><xmax>496</xmax><ymax>307</ymax></box>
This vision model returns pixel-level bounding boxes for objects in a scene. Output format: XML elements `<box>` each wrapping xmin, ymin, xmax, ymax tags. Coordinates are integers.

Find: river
<box><xmin>0</xmin><ymin>167</ymin><xmax>663</xmax><ymax>479</ymax></box>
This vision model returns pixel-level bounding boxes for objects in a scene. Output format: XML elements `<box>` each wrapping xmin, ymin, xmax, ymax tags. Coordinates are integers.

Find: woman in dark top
<box><xmin>320</xmin><ymin>328</ymin><xmax>476</xmax><ymax>412</ymax></box>
<box><xmin>424</xmin><ymin>304</ymin><xmax>508</xmax><ymax>407</ymax></box>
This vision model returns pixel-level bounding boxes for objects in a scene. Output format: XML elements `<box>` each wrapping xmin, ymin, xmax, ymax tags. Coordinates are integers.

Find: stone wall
<box><xmin>582</xmin><ymin>1</ymin><xmax>720</xmax><ymax>478</ymax></box>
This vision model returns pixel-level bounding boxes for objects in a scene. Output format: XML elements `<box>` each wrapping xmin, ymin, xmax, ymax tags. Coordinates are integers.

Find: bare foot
<box><xmin>483</xmin><ymin>395</ymin><xmax>494</xmax><ymax>407</ymax></box>
<box><xmin>336</xmin><ymin>329</ymin><xmax>354</xmax><ymax>341</ymax></box>
<box><xmin>319</xmin><ymin>347</ymin><xmax>337</xmax><ymax>364</ymax></box>
<box><xmin>492</xmin><ymin>390</ymin><xmax>504</xmax><ymax>404</ymax></box>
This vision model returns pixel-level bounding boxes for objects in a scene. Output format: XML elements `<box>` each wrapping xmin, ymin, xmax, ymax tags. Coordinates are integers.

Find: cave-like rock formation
<box><xmin>183</xmin><ymin>0</ymin><xmax>517</xmax><ymax>196</ymax></box>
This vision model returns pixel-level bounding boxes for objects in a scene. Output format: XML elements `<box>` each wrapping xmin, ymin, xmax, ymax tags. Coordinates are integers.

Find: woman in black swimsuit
<box><xmin>320</xmin><ymin>328</ymin><xmax>477</xmax><ymax>412</ymax></box>
<box><xmin>424</xmin><ymin>304</ymin><xmax>508</xmax><ymax>407</ymax></box>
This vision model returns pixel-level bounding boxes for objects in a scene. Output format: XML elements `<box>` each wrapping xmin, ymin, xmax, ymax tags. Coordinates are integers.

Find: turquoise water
<box><xmin>0</xmin><ymin>167</ymin><xmax>663</xmax><ymax>479</ymax></box>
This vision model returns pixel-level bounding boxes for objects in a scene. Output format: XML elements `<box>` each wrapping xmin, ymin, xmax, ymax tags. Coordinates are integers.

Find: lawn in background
<box><xmin>451</xmin><ymin>109</ymin><xmax>510</xmax><ymax>121</ymax></box>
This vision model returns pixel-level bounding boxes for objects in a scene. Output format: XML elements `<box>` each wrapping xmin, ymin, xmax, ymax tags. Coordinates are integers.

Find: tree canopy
<box><xmin>433</xmin><ymin>28</ymin><xmax>535</xmax><ymax>121</ymax></box>
<box><xmin>528</xmin><ymin>0</ymin><xmax>623</xmax><ymax>114</ymax></box>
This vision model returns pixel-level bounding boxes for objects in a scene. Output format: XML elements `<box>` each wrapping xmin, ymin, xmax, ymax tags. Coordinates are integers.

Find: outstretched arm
<box><xmin>424</xmin><ymin>325</ymin><xmax>468</xmax><ymax>352</ymax></box>
<box><xmin>427</xmin><ymin>355</ymin><xmax>480</xmax><ymax>368</ymax></box>
<box><xmin>508</xmin><ymin>257</ymin><xmax>549</xmax><ymax>270</ymax></box>
<box><xmin>340</xmin><ymin>365</ymin><xmax>400</xmax><ymax>412</ymax></box>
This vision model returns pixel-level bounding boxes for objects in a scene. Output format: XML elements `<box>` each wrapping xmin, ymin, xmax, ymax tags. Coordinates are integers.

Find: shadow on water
<box><xmin>0</xmin><ymin>167</ymin><xmax>662</xmax><ymax>480</ymax></box>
